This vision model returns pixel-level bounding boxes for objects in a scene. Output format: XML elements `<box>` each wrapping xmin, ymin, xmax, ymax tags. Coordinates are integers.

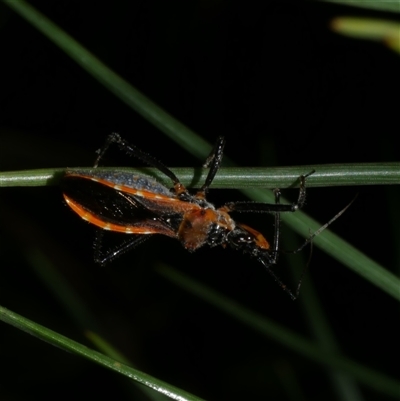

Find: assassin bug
<box><xmin>62</xmin><ymin>134</ymin><xmax>351</xmax><ymax>300</ymax></box>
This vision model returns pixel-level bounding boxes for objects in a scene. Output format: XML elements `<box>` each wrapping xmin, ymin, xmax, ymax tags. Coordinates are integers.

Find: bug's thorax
<box><xmin>178</xmin><ymin>206</ymin><xmax>235</xmax><ymax>251</ymax></box>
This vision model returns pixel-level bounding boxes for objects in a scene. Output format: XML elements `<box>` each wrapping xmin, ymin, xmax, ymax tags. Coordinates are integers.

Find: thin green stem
<box><xmin>0</xmin><ymin>305</ymin><xmax>205</xmax><ymax>401</ymax></box>
<box><xmin>1</xmin><ymin>163</ymin><xmax>400</xmax><ymax>188</ymax></box>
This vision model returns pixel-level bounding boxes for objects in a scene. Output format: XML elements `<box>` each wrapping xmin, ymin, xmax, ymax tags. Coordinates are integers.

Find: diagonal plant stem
<box><xmin>0</xmin><ymin>305</ymin><xmax>205</xmax><ymax>401</ymax></box>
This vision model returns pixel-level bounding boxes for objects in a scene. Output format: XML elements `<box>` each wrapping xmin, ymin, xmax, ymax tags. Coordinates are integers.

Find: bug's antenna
<box><xmin>285</xmin><ymin>194</ymin><xmax>357</xmax><ymax>298</ymax></box>
<box><xmin>291</xmin><ymin>194</ymin><xmax>358</xmax><ymax>255</ymax></box>
<box><xmin>261</xmin><ymin>195</ymin><xmax>357</xmax><ymax>300</ymax></box>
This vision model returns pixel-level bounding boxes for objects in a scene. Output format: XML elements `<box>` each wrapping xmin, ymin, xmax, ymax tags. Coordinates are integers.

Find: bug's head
<box><xmin>227</xmin><ymin>223</ymin><xmax>272</xmax><ymax>257</ymax></box>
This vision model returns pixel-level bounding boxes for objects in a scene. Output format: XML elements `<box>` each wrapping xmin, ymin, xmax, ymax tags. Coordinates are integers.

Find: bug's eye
<box><xmin>228</xmin><ymin>229</ymin><xmax>256</xmax><ymax>248</ymax></box>
<box><xmin>238</xmin><ymin>235</ymin><xmax>252</xmax><ymax>243</ymax></box>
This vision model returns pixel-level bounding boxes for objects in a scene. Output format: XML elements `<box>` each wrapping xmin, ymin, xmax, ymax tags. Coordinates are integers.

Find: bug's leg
<box><xmin>295</xmin><ymin>170</ymin><xmax>315</xmax><ymax>209</ymax></box>
<box><xmin>196</xmin><ymin>136</ymin><xmax>226</xmax><ymax>198</ymax></box>
<box><xmin>271</xmin><ymin>188</ymin><xmax>282</xmax><ymax>264</ymax></box>
<box><xmin>223</xmin><ymin>172</ymin><xmax>316</xmax><ymax>301</ymax></box>
<box><xmin>260</xmin><ymin>188</ymin><xmax>299</xmax><ymax>300</ymax></box>
<box><xmin>94</xmin><ymin>133</ymin><xmax>188</xmax><ymax>196</ymax></box>
<box><xmin>202</xmin><ymin>136</ymin><xmax>226</xmax><ymax>170</ymax></box>
<box><xmin>222</xmin><ymin>170</ymin><xmax>315</xmax><ymax>213</ymax></box>
<box><xmin>257</xmin><ymin>256</ymin><xmax>298</xmax><ymax>301</ymax></box>
<box><xmin>93</xmin><ymin>229</ymin><xmax>151</xmax><ymax>266</ymax></box>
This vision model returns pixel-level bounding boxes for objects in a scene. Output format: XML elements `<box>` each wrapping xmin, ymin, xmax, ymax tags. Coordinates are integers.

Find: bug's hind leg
<box><xmin>222</xmin><ymin>170</ymin><xmax>316</xmax><ymax>214</ymax></box>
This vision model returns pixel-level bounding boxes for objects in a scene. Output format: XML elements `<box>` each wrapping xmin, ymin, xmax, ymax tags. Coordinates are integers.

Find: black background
<box><xmin>0</xmin><ymin>1</ymin><xmax>399</xmax><ymax>400</ymax></box>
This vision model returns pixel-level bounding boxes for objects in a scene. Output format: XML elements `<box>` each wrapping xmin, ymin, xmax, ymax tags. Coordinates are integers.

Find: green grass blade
<box><xmin>86</xmin><ymin>331</ymin><xmax>171</xmax><ymax>401</ymax></box>
<box><xmin>1</xmin><ymin>163</ymin><xmax>400</xmax><ymax>188</ymax></box>
<box><xmin>0</xmin><ymin>305</ymin><xmax>206</xmax><ymax>401</ymax></box>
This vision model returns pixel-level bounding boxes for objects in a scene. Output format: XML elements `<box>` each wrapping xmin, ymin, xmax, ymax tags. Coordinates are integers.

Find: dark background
<box><xmin>0</xmin><ymin>1</ymin><xmax>399</xmax><ymax>400</ymax></box>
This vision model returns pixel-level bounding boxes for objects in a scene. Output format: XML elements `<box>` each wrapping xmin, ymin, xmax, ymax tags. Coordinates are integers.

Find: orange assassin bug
<box><xmin>62</xmin><ymin>134</ymin><xmax>352</xmax><ymax>300</ymax></box>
